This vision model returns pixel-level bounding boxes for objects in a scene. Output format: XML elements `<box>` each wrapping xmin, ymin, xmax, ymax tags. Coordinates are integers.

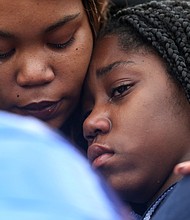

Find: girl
<box><xmin>82</xmin><ymin>1</ymin><xmax>190</xmax><ymax>219</ymax></box>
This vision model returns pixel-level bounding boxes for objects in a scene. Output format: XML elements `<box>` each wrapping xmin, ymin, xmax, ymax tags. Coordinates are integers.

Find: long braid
<box><xmin>99</xmin><ymin>0</ymin><xmax>190</xmax><ymax>101</ymax></box>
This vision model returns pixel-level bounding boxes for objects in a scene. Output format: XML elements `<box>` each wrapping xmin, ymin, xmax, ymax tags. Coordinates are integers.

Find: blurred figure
<box><xmin>0</xmin><ymin>111</ymin><xmax>133</xmax><ymax>220</ymax></box>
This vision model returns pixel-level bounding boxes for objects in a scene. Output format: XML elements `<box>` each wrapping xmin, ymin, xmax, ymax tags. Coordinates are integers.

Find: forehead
<box><xmin>87</xmin><ymin>35</ymin><xmax>142</xmax><ymax>85</ymax></box>
<box><xmin>86</xmin><ymin>34</ymin><xmax>169</xmax><ymax>88</ymax></box>
<box><xmin>92</xmin><ymin>36</ymin><xmax>119</xmax><ymax>62</ymax></box>
<box><xmin>88</xmin><ymin>36</ymin><xmax>120</xmax><ymax>80</ymax></box>
<box><xmin>0</xmin><ymin>0</ymin><xmax>83</xmax><ymax>29</ymax></box>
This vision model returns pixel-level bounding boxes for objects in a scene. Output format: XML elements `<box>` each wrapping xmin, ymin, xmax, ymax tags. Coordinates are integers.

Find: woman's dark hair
<box><xmin>82</xmin><ymin>0</ymin><xmax>109</xmax><ymax>37</ymax></box>
<box><xmin>98</xmin><ymin>0</ymin><xmax>190</xmax><ymax>101</ymax></box>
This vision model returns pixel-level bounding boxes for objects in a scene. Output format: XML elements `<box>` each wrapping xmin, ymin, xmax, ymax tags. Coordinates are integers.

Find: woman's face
<box><xmin>83</xmin><ymin>36</ymin><xmax>190</xmax><ymax>204</ymax></box>
<box><xmin>0</xmin><ymin>0</ymin><xmax>93</xmax><ymax>128</ymax></box>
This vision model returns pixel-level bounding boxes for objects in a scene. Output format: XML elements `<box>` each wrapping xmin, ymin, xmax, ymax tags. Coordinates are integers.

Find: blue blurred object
<box><xmin>0</xmin><ymin>111</ymin><xmax>132</xmax><ymax>220</ymax></box>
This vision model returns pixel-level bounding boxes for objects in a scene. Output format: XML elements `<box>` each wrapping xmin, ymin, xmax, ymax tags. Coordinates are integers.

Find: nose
<box><xmin>83</xmin><ymin>111</ymin><xmax>112</xmax><ymax>143</ymax></box>
<box><xmin>16</xmin><ymin>53</ymin><xmax>55</xmax><ymax>87</ymax></box>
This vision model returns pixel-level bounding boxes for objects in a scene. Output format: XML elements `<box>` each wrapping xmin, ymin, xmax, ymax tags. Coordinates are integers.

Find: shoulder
<box><xmin>152</xmin><ymin>178</ymin><xmax>190</xmax><ymax>220</ymax></box>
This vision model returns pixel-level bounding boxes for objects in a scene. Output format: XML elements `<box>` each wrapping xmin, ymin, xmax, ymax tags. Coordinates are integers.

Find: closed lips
<box><xmin>87</xmin><ymin>144</ymin><xmax>114</xmax><ymax>163</ymax></box>
<box><xmin>21</xmin><ymin>101</ymin><xmax>58</xmax><ymax>110</ymax></box>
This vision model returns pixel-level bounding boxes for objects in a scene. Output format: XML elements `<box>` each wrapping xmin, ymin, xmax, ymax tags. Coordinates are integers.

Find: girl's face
<box><xmin>82</xmin><ymin>36</ymin><xmax>190</xmax><ymax>205</ymax></box>
<box><xmin>0</xmin><ymin>0</ymin><xmax>93</xmax><ymax>128</ymax></box>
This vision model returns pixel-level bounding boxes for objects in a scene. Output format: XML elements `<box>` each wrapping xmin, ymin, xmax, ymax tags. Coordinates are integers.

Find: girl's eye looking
<box><xmin>111</xmin><ymin>84</ymin><xmax>130</xmax><ymax>98</ymax></box>
<box><xmin>0</xmin><ymin>48</ymin><xmax>15</xmax><ymax>60</ymax></box>
<box><xmin>48</xmin><ymin>36</ymin><xmax>75</xmax><ymax>49</ymax></box>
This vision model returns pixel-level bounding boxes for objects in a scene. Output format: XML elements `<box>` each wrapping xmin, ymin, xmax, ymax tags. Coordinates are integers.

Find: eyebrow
<box><xmin>96</xmin><ymin>60</ymin><xmax>135</xmax><ymax>78</ymax></box>
<box><xmin>0</xmin><ymin>13</ymin><xmax>81</xmax><ymax>39</ymax></box>
<box><xmin>45</xmin><ymin>12</ymin><xmax>80</xmax><ymax>33</ymax></box>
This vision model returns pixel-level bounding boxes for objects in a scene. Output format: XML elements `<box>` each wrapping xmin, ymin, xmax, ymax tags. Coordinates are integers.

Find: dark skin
<box><xmin>82</xmin><ymin>36</ymin><xmax>190</xmax><ymax>214</ymax></box>
<box><xmin>0</xmin><ymin>0</ymin><xmax>93</xmax><ymax>128</ymax></box>
<box><xmin>1</xmin><ymin>0</ymin><xmax>189</xmax><ymax>214</ymax></box>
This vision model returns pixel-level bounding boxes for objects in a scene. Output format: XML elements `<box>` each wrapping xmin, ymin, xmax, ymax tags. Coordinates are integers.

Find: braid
<box><xmin>99</xmin><ymin>0</ymin><xmax>190</xmax><ymax>101</ymax></box>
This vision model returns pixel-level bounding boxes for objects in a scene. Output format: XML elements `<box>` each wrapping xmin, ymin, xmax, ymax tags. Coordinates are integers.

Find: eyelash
<box><xmin>82</xmin><ymin>84</ymin><xmax>132</xmax><ymax>121</ymax></box>
<box><xmin>0</xmin><ymin>49</ymin><xmax>15</xmax><ymax>60</ymax></box>
<box><xmin>110</xmin><ymin>84</ymin><xmax>131</xmax><ymax>100</ymax></box>
<box><xmin>0</xmin><ymin>35</ymin><xmax>75</xmax><ymax>59</ymax></box>
<box><xmin>48</xmin><ymin>36</ymin><xmax>75</xmax><ymax>49</ymax></box>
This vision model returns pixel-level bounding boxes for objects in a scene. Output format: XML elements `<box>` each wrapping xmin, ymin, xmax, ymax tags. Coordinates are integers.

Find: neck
<box><xmin>127</xmin><ymin>174</ymin><xmax>181</xmax><ymax>216</ymax></box>
<box><xmin>129</xmin><ymin>202</ymin><xmax>149</xmax><ymax>216</ymax></box>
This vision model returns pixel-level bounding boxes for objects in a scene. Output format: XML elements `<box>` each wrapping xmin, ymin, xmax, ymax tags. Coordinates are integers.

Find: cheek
<box><xmin>0</xmin><ymin>66</ymin><xmax>15</xmax><ymax>105</ymax></box>
<box><xmin>54</xmin><ymin>40</ymin><xmax>93</xmax><ymax>81</ymax></box>
<box><xmin>51</xmin><ymin>48</ymin><xmax>92</xmax><ymax>100</ymax></box>
<box><xmin>112</xmin><ymin>93</ymin><xmax>184</xmax><ymax>170</ymax></box>
<box><xmin>113</xmin><ymin>101</ymin><xmax>183</xmax><ymax>171</ymax></box>
<box><xmin>0</xmin><ymin>71</ymin><xmax>11</xmax><ymax>87</ymax></box>
<box><xmin>73</xmin><ymin>45</ymin><xmax>93</xmax><ymax>77</ymax></box>
<box><xmin>116</xmin><ymin>88</ymin><xmax>178</xmax><ymax>139</ymax></box>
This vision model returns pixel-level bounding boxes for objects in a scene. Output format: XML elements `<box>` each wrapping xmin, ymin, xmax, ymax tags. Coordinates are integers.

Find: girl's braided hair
<box><xmin>99</xmin><ymin>0</ymin><xmax>190</xmax><ymax>101</ymax></box>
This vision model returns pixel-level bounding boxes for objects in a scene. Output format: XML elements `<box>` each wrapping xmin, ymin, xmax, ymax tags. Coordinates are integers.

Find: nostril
<box><xmin>84</xmin><ymin>128</ymin><xmax>103</xmax><ymax>146</ymax></box>
<box><xmin>84</xmin><ymin>134</ymin><xmax>95</xmax><ymax>142</ymax></box>
<box><xmin>94</xmin><ymin>128</ymin><xmax>102</xmax><ymax>135</ymax></box>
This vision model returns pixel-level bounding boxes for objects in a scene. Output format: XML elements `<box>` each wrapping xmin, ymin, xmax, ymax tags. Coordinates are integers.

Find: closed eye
<box><xmin>47</xmin><ymin>36</ymin><xmax>75</xmax><ymax>50</ymax></box>
<box><xmin>0</xmin><ymin>48</ymin><xmax>15</xmax><ymax>60</ymax></box>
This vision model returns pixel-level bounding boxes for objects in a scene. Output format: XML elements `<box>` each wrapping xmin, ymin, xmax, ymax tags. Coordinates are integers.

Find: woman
<box><xmin>0</xmin><ymin>0</ymin><xmax>108</xmax><ymax>129</ymax></box>
<box><xmin>82</xmin><ymin>0</ymin><xmax>190</xmax><ymax>219</ymax></box>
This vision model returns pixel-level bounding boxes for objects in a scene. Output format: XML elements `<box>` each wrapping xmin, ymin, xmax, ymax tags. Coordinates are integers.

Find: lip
<box><xmin>87</xmin><ymin>144</ymin><xmax>114</xmax><ymax>168</ymax></box>
<box><xmin>15</xmin><ymin>100</ymin><xmax>62</xmax><ymax>120</ymax></box>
